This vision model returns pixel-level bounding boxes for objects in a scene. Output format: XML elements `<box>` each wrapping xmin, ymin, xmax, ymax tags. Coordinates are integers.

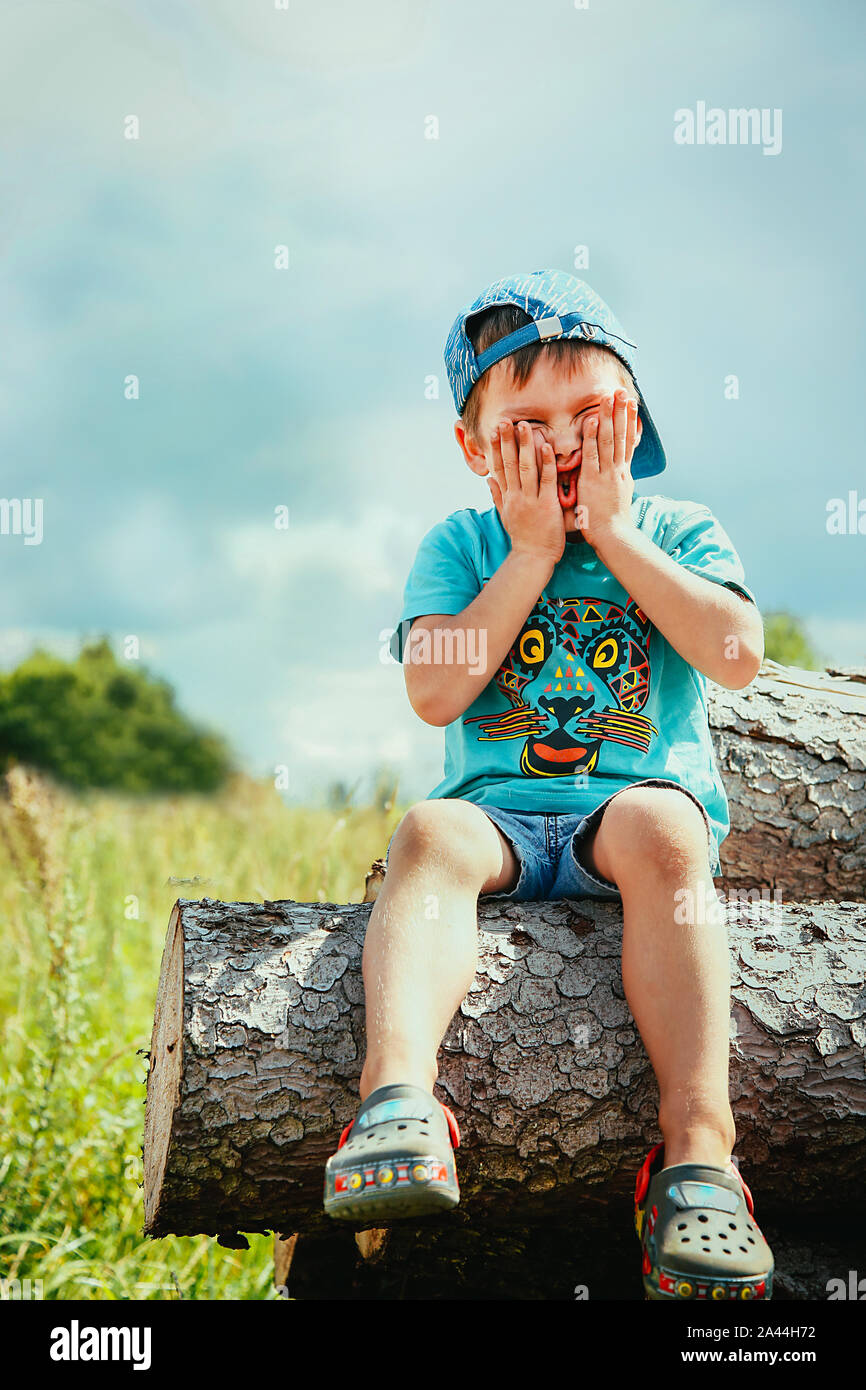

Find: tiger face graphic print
<box><xmin>465</xmin><ymin>594</ymin><xmax>659</xmax><ymax>778</ymax></box>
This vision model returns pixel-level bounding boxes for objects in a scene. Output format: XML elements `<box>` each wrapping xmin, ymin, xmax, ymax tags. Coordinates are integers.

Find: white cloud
<box><xmin>215</xmin><ymin>398</ymin><xmax>489</xmax><ymax>604</ymax></box>
<box><xmin>265</xmin><ymin>662</ymin><xmax>440</xmax><ymax>800</ymax></box>
<box><xmin>202</xmin><ymin>0</ymin><xmax>432</xmax><ymax>70</ymax></box>
<box><xmin>219</xmin><ymin>508</ymin><xmax>404</xmax><ymax>598</ymax></box>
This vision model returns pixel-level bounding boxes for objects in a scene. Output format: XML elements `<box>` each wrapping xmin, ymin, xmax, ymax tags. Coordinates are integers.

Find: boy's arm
<box><xmin>591</xmin><ymin>522</ymin><xmax>764</xmax><ymax>689</ymax></box>
<box><xmin>404</xmin><ymin>548</ymin><xmax>554</xmax><ymax>726</ymax></box>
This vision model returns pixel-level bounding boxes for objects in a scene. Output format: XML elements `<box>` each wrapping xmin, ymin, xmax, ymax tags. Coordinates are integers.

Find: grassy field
<box><xmin>0</xmin><ymin>764</ymin><xmax>400</xmax><ymax>1300</ymax></box>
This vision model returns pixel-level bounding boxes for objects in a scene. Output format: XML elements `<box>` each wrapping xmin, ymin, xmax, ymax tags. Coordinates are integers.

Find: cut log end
<box><xmin>143</xmin><ymin>904</ymin><xmax>185</xmax><ymax>1235</ymax></box>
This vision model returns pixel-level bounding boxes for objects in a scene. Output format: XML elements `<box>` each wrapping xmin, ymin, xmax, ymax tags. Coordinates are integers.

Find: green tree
<box><xmin>0</xmin><ymin>638</ymin><xmax>233</xmax><ymax>792</ymax></box>
<box><xmin>762</xmin><ymin>613</ymin><xmax>822</xmax><ymax>670</ymax></box>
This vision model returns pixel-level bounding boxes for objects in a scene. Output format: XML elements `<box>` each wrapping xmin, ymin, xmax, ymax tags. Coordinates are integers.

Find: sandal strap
<box><xmin>441</xmin><ymin>1102</ymin><xmax>461</xmax><ymax>1150</ymax></box>
<box><xmin>635</xmin><ymin>1144</ymin><xmax>755</xmax><ymax>1216</ymax></box>
<box><xmin>634</xmin><ymin>1141</ymin><xmax>664</xmax><ymax>1206</ymax></box>
<box><xmin>731</xmin><ymin>1160</ymin><xmax>755</xmax><ymax>1216</ymax></box>
<box><xmin>336</xmin><ymin>1095</ymin><xmax>461</xmax><ymax>1152</ymax></box>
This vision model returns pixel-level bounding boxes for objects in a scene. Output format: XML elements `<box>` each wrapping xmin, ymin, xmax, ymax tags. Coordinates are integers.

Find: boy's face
<box><xmin>454</xmin><ymin>353</ymin><xmax>642</xmax><ymax>534</ymax></box>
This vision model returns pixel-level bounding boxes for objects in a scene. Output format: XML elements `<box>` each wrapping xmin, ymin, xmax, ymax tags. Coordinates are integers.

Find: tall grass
<box><xmin>0</xmin><ymin>765</ymin><xmax>401</xmax><ymax>1300</ymax></box>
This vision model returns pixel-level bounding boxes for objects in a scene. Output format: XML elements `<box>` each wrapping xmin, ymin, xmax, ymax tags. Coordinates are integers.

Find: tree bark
<box><xmin>709</xmin><ymin>660</ymin><xmax>866</xmax><ymax>899</ymax></box>
<box><xmin>143</xmin><ymin>893</ymin><xmax>866</xmax><ymax>1241</ymax></box>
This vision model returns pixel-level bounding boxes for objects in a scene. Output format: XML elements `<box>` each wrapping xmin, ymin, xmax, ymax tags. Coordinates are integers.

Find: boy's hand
<box><xmin>485</xmin><ymin>419</ymin><xmax>564</xmax><ymax>566</ymax></box>
<box><xmin>577</xmin><ymin>390</ymin><xmax>640</xmax><ymax>550</ymax></box>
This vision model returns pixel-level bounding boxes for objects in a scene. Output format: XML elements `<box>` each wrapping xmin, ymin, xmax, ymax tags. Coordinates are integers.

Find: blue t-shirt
<box><xmin>389</xmin><ymin>496</ymin><xmax>758</xmax><ymax>866</ymax></box>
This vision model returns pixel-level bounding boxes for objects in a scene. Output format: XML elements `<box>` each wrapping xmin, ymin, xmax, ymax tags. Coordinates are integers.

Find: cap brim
<box><xmin>631</xmin><ymin>389</ymin><xmax>666</xmax><ymax>479</ymax></box>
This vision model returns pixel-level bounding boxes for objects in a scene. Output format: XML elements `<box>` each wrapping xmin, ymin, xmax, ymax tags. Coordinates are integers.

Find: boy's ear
<box><xmin>453</xmin><ymin>419</ymin><xmax>488</xmax><ymax>478</ymax></box>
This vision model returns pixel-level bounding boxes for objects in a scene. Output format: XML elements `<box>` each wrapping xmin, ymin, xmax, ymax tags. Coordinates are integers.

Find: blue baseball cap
<box><xmin>444</xmin><ymin>269</ymin><xmax>666</xmax><ymax>480</ymax></box>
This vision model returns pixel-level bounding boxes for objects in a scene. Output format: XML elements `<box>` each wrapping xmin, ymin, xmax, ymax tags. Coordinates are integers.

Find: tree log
<box><xmin>143</xmin><ymin>657</ymin><xmax>866</xmax><ymax>1296</ymax></box>
<box><xmin>709</xmin><ymin>660</ymin><xmax>866</xmax><ymax>899</ymax></box>
<box><xmin>143</xmin><ymin>894</ymin><xmax>866</xmax><ymax>1242</ymax></box>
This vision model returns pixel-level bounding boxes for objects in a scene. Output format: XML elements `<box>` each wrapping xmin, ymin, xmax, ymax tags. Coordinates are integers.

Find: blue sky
<box><xmin>1</xmin><ymin>0</ymin><xmax>864</xmax><ymax>804</ymax></box>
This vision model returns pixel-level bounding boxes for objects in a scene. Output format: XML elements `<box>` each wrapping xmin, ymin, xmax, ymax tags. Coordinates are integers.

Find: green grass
<box><xmin>0</xmin><ymin>764</ymin><xmax>401</xmax><ymax>1300</ymax></box>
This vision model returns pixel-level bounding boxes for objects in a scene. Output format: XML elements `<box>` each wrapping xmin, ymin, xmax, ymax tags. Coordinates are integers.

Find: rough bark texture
<box><xmin>143</xmin><ymin>894</ymin><xmax>866</xmax><ymax>1244</ymax></box>
<box><xmin>710</xmin><ymin>660</ymin><xmax>866</xmax><ymax>898</ymax></box>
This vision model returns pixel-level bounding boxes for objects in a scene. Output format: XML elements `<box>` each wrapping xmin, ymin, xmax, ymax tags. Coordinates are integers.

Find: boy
<box><xmin>323</xmin><ymin>270</ymin><xmax>774</xmax><ymax>1301</ymax></box>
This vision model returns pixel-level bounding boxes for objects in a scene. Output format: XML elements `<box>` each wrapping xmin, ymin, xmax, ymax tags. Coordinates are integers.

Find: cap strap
<box><xmin>475</xmin><ymin>312</ymin><xmax>636</xmax><ymax>378</ymax></box>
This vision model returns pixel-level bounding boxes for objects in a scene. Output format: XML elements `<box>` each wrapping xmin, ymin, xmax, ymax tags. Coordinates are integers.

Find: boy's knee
<box><xmin>388</xmin><ymin>800</ymin><xmax>495</xmax><ymax>882</ymax></box>
<box><xmin>600</xmin><ymin>788</ymin><xmax>709</xmax><ymax>876</ymax></box>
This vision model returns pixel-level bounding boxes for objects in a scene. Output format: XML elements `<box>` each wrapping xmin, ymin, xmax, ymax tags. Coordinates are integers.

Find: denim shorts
<box><xmin>384</xmin><ymin>778</ymin><xmax>719</xmax><ymax>902</ymax></box>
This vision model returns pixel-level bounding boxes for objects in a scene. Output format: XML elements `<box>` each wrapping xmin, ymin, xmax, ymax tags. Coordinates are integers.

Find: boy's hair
<box><xmin>460</xmin><ymin>303</ymin><xmax>636</xmax><ymax>443</ymax></box>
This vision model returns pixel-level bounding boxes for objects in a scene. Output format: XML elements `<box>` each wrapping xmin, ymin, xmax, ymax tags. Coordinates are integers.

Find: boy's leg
<box><xmin>359</xmin><ymin>800</ymin><xmax>520</xmax><ymax>1102</ymax></box>
<box><xmin>578</xmin><ymin>787</ymin><xmax>736</xmax><ymax>1171</ymax></box>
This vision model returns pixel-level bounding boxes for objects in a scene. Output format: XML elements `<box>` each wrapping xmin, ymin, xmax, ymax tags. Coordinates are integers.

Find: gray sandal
<box><xmin>635</xmin><ymin>1142</ymin><xmax>774</xmax><ymax>1300</ymax></box>
<box><xmin>323</xmin><ymin>1084</ymin><xmax>461</xmax><ymax>1222</ymax></box>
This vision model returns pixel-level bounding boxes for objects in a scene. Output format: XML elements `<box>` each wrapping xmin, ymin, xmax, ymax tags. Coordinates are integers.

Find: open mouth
<box><xmin>557</xmin><ymin>459</ymin><xmax>580</xmax><ymax>509</ymax></box>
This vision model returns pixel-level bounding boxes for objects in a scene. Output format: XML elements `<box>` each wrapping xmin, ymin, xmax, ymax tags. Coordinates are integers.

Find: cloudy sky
<box><xmin>1</xmin><ymin>0</ymin><xmax>863</xmax><ymax>804</ymax></box>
